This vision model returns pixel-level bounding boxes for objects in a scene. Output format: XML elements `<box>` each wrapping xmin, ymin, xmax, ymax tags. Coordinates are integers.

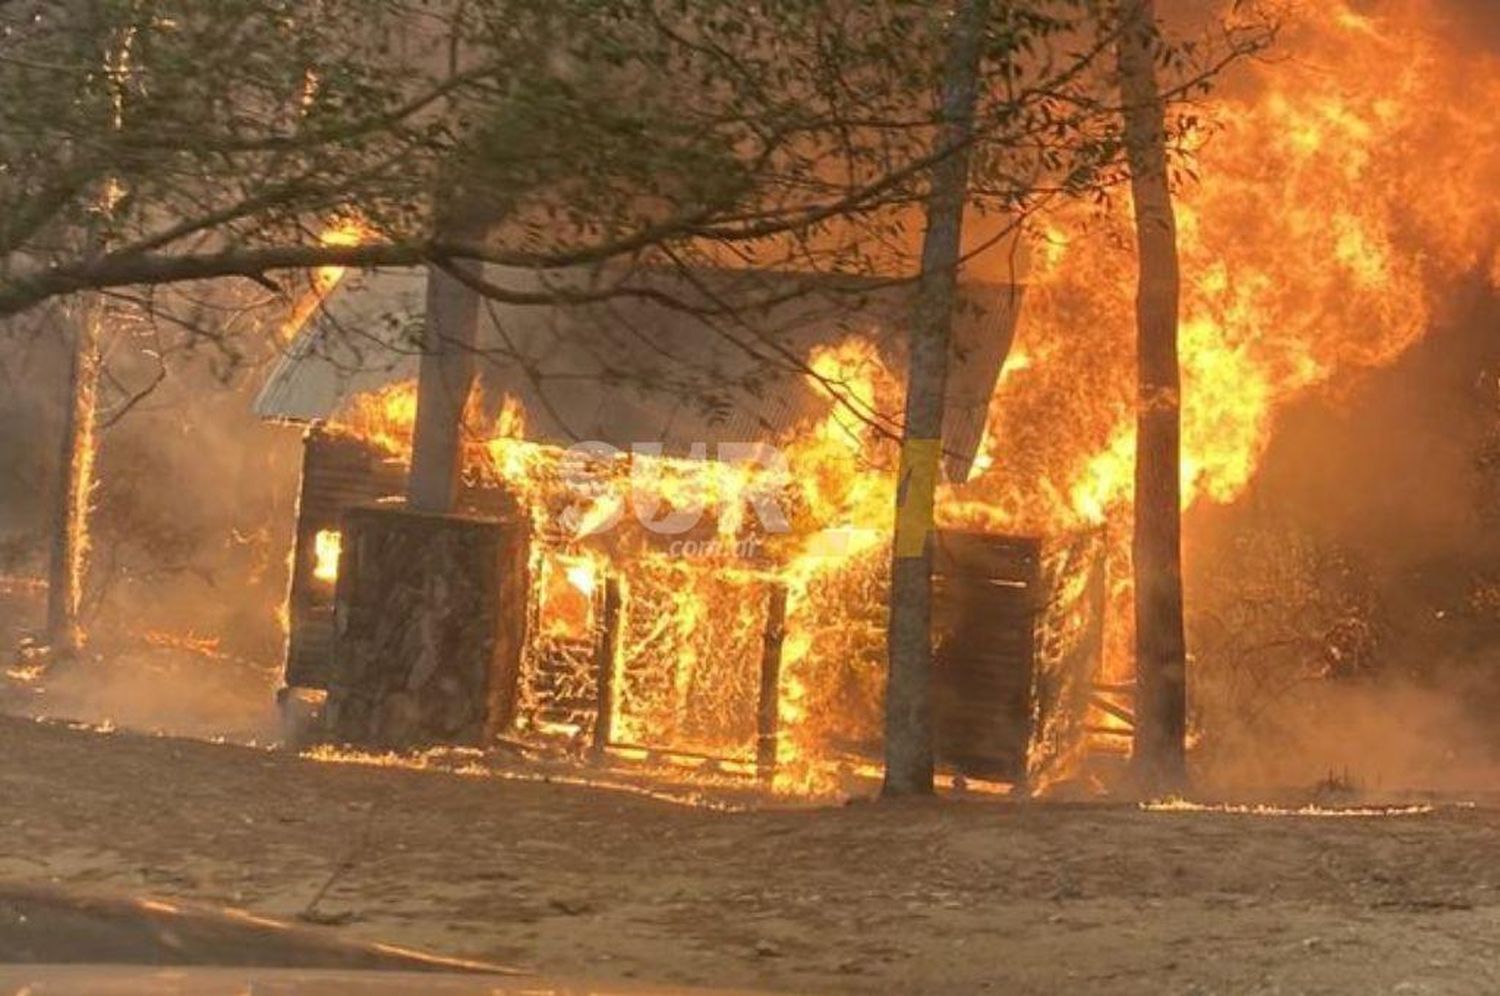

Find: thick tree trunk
<box><xmin>1119</xmin><ymin>0</ymin><xmax>1188</xmax><ymax>793</ymax></box>
<box><xmin>407</xmin><ymin>260</ymin><xmax>482</xmax><ymax>513</ymax></box>
<box><xmin>45</xmin><ymin>297</ymin><xmax>101</xmax><ymax>656</ymax></box>
<box><xmin>882</xmin><ymin>0</ymin><xmax>989</xmax><ymax>799</ymax></box>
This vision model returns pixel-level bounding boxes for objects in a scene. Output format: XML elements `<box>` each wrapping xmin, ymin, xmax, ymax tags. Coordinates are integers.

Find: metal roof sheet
<box><xmin>255</xmin><ymin>266</ymin><xmax>1022</xmax><ymax>482</ymax></box>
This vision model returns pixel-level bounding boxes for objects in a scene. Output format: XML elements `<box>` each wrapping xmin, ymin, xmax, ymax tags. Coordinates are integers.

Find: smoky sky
<box><xmin>1435</xmin><ymin>0</ymin><xmax>1500</xmax><ymax>49</ymax></box>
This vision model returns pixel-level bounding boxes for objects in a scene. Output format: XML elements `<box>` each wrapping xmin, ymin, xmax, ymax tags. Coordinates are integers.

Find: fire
<box><xmin>565</xmin><ymin>560</ymin><xmax>597</xmax><ymax>597</ymax></box>
<box><xmin>141</xmin><ymin>629</ymin><xmax>225</xmax><ymax>659</ymax></box>
<box><xmin>322</xmin><ymin>331</ymin><xmax>903</xmax><ymax>791</ymax></box>
<box><xmin>276</xmin><ymin>220</ymin><xmax>371</xmax><ymax>344</ymax></box>
<box><xmin>307</xmin><ymin>0</ymin><xmax>1500</xmax><ymax>793</ymax></box>
<box><xmin>969</xmin><ymin>0</ymin><xmax>1500</xmax><ymax>535</ymax></box>
<box><xmin>328</xmin><ymin>380</ymin><xmax>420</xmax><ymax>458</ymax></box>
<box><xmin>943</xmin><ymin>0</ymin><xmax>1500</xmax><ymax>776</ymax></box>
<box><xmin>312</xmin><ymin>528</ymin><xmax>342</xmax><ymax>583</ymax></box>
<box><xmin>1141</xmin><ymin>798</ymin><xmax>1437</xmax><ymax>819</ymax></box>
<box><xmin>538</xmin><ymin>552</ymin><xmax>600</xmax><ymax>641</ymax></box>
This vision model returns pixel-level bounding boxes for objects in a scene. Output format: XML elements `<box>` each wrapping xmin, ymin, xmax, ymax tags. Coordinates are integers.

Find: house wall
<box><xmin>283</xmin><ymin>428</ymin><xmax>514</xmax><ymax>689</ymax></box>
<box><xmin>283</xmin><ymin>430</ymin><xmax>1046</xmax><ymax>780</ymax></box>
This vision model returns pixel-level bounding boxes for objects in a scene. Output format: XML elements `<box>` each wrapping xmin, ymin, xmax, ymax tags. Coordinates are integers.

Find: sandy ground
<box><xmin>1</xmin><ymin>582</ymin><xmax>1497</xmax><ymax>995</ymax></box>
<box><xmin>0</xmin><ymin>710</ymin><xmax>1494</xmax><ymax>995</ymax></box>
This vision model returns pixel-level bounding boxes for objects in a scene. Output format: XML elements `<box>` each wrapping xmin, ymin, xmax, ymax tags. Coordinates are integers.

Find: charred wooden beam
<box><xmin>591</xmin><ymin>576</ymin><xmax>623</xmax><ymax>757</ymax></box>
<box><xmin>756</xmin><ymin>583</ymin><xmax>789</xmax><ymax>785</ymax></box>
<box><xmin>1088</xmin><ymin>693</ymin><xmax>1137</xmax><ymax>728</ymax></box>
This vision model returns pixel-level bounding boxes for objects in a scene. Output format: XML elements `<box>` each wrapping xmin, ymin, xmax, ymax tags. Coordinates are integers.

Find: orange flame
<box><xmin>276</xmin><ymin>220</ymin><xmax>372</xmax><ymax>344</ymax></box>
<box><xmin>945</xmin><ymin>0</ymin><xmax>1500</xmax><ymax>771</ymax></box>
<box><xmin>964</xmin><ymin>0</ymin><xmax>1500</xmax><ymax>537</ymax></box>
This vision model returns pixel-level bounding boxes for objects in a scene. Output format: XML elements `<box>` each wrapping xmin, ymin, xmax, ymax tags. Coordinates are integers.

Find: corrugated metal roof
<box><xmin>255</xmin><ymin>266</ymin><xmax>1022</xmax><ymax>482</ymax></box>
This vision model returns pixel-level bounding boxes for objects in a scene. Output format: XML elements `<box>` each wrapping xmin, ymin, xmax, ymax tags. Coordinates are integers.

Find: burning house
<box><xmin>237</xmin><ymin>1</ymin><xmax>1500</xmax><ymax>798</ymax></box>
<box><xmin>254</xmin><ymin>265</ymin><xmax>1111</xmax><ymax>790</ymax></box>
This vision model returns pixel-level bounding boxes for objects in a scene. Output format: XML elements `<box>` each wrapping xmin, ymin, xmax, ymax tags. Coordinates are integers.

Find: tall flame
<box><xmin>943</xmin><ymin>0</ymin><xmax>1500</xmax><ymax>774</ymax></box>
<box><xmin>962</xmin><ymin>0</ymin><xmax>1500</xmax><ymax>536</ymax></box>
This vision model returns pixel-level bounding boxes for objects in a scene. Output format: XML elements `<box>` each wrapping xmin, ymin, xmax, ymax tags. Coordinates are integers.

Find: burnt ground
<box><xmin>0</xmin><ymin>715</ymin><xmax>1495</xmax><ymax>995</ymax></box>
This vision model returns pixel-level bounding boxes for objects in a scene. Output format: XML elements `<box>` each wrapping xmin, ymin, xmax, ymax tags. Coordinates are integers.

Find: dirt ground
<box><xmin>0</xmin><ymin>710</ymin><xmax>1495</xmax><ymax>995</ymax></box>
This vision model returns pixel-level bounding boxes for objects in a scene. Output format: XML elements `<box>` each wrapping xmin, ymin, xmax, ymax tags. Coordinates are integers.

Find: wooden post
<box><xmin>407</xmin><ymin>260</ymin><xmax>481</xmax><ymax>513</ymax></box>
<box><xmin>591</xmin><ymin>576</ymin><xmax>623</xmax><ymax>757</ymax></box>
<box><xmin>756</xmin><ymin>583</ymin><xmax>789</xmax><ymax>785</ymax></box>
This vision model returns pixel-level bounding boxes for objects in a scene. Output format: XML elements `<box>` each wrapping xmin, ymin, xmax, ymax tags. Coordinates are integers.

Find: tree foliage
<box><xmin>0</xmin><ymin>1</ymin><xmax>1262</xmax><ymax>321</ymax></box>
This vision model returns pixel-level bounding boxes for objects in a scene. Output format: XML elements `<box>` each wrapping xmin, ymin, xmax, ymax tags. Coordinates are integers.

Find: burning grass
<box><xmin>1140</xmin><ymin>798</ymin><xmax>1442</xmax><ymax>819</ymax></box>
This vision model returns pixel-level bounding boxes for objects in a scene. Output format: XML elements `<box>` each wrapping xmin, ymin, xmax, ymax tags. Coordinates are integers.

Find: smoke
<box><xmin>0</xmin><ymin>293</ymin><xmax>304</xmax><ymax>741</ymax></box>
<box><xmin>1194</xmin><ymin>678</ymin><xmax>1499</xmax><ymax>798</ymax></box>
<box><xmin>1421</xmin><ymin>0</ymin><xmax>1500</xmax><ymax>51</ymax></box>
<box><xmin>1185</xmin><ymin>282</ymin><xmax>1500</xmax><ymax>796</ymax></box>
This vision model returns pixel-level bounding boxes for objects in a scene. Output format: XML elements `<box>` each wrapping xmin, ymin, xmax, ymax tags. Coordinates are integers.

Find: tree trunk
<box><xmin>882</xmin><ymin>0</ymin><xmax>989</xmax><ymax>799</ymax></box>
<box><xmin>44</xmin><ymin>5</ymin><xmax>114</xmax><ymax>657</ymax></box>
<box><xmin>407</xmin><ymin>260</ymin><xmax>482</xmax><ymax>513</ymax></box>
<box><xmin>1118</xmin><ymin>0</ymin><xmax>1188</xmax><ymax>793</ymax></box>
<box><xmin>45</xmin><ymin>296</ymin><xmax>102</xmax><ymax>656</ymax></box>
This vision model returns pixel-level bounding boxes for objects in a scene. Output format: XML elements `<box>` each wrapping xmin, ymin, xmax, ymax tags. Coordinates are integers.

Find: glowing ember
<box><xmin>4</xmin><ymin>663</ymin><xmax>45</xmax><ymax>684</ymax></box>
<box><xmin>141</xmin><ymin>629</ymin><xmax>225</xmax><ymax>658</ymax></box>
<box><xmin>0</xmin><ymin>575</ymin><xmax>47</xmax><ymax>596</ymax></box>
<box><xmin>312</xmin><ymin>528</ymin><xmax>342</xmax><ymax>584</ymax></box>
<box><xmin>299</xmin><ymin>744</ymin><xmax>751</xmax><ymax>811</ymax></box>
